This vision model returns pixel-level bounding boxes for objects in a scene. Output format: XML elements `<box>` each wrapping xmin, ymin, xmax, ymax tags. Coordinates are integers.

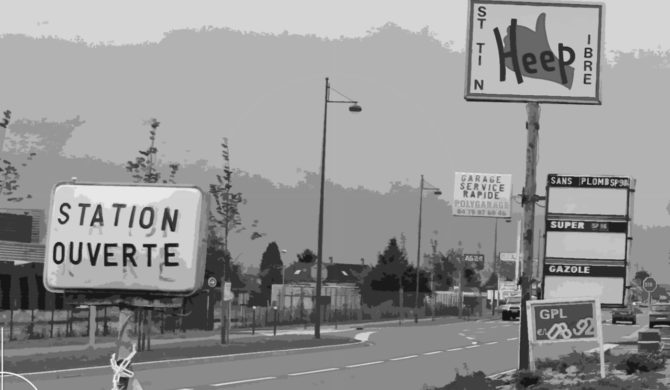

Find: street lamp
<box><xmin>273</xmin><ymin>305</ymin><xmax>278</xmax><ymax>336</ymax></box>
<box><xmin>252</xmin><ymin>306</ymin><xmax>257</xmax><ymax>335</ymax></box>
<box><xmin>415</xmin><ymin>175</ymin><xmax>442</xmax><ymax>323</ymax></box>
<box><xmin>315</xmin><ymin>77</ymin><xmax>362</xmax><ymax>339</ymax></box>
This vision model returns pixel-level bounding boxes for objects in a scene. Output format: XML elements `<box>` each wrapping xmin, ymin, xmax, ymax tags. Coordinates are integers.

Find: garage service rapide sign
<box><xmin>43</xmin><ymin>183</ymin><xmax>208</xmax><ymax>295</ymax></box>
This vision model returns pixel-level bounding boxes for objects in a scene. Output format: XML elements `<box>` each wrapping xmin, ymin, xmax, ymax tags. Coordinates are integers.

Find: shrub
<box><xmin>536</xmin><ymin>349</ymin><xmax>602</xmax><ymax>373</ymax></box>
<box><xmin>613</xmin><ymin>352</ymin><xmax>665</xmax><ymax>375</ymax></box>
<box><xmin>436</xmin><ymin>370</ymin><xmax>497</xmax><ymax>390</ymax></box>
<box><xmin>515</xmin><ymin>369</ymin><xmax>542</xmax><ymax>388</ymax></box>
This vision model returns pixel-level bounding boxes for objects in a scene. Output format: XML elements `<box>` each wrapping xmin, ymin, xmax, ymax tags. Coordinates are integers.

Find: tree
<box><xmin>360</xmin><ymin>237</ymin><xmax>432</xmax><ymax>307</ymax></box>
<box><xmin>634</xmin><ymin>270</ymin><xmax>650</xmax><ymax>285</ymax></box>
<box><xmin>125</xmin><ymin>118</ymin><xmax>180</xmax><ymax>184</ymax></box>
<box><xmin>297</xmin><ymin>248</ymin><xmax>316</xmax><ymax>264</ymax></box>
<box><xmin>0</xmin><ymin>110</ymin><xmax>35</xmax><ymax>203</ymax></box>
<box><xmin>251</xmin><ymin>241</ymin><xmax>283</xmax><ymax>306</ymax></box>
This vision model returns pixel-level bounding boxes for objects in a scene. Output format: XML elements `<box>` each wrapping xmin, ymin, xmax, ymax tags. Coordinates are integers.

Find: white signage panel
<box><xmin>44</xmin><ymin>183</ymin><xmax>208</xmax><ymax>295</ymax></box>
<box><xmin>453</xmin><ymin>172</ymin><xmax>512</xmax><ymax>217</ymax></box>
<box><xmin>465</xmin><ymin>0</ymin><xmax>604</xmax><ymax>104</ymax></box>
<box><xmin>545</xmin><ymin>231</ymin><xmax>626</xmax><ymax>261</ymax></box>
<box><xmin>543</xmin><ymin>276</ymin><xmax>624</xmax><ymax>306</ymax></box>
<box><xmin>547</xmin><ymin>188</ymin><xmax>628</xmax><ymax>216</ymax></box>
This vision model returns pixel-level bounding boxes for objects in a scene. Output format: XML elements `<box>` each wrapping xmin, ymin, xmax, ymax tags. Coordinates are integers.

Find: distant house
<box><xmin>271</xmin><ymin>260</ymin><xmax>370</xmax><ymax>313</ymax></box>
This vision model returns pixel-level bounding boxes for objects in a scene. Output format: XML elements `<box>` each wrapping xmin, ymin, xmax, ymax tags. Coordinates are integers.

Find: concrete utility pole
<box><xmin>518</xmin><ymin>102</ymin><xmax>540</xmax><ymax>370</ymax></box>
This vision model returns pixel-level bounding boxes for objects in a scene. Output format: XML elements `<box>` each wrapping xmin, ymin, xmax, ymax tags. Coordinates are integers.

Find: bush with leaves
<box><xmin>613</xmin><ymin>352</ymin><xmax>666</xmax><ymax>375</ymax></box>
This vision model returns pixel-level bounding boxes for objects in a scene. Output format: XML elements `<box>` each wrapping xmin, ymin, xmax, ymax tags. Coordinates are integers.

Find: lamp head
<box><xmin>348</xmin><ymin>104</ymin><xmax>362</xmax><ymax>113</ymax></box>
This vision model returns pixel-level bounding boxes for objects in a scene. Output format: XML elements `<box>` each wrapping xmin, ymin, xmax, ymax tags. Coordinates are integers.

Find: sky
<box><xmin>1</xmin><ymin>0</ymin><xmax>669</xmax><ymax>53</ymax></box>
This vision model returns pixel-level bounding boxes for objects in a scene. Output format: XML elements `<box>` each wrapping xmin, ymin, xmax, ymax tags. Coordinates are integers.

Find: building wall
<box><xmin>271</xmin><ymin>284</ymin><xmax>362</xmax><ymax>311</ymax></box>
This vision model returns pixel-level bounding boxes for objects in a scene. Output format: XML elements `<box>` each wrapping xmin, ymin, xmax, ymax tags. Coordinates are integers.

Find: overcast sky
<box><xmin>2</xmin><ymin>0</ymin><xmax>669</xmax><ymax>53</ymax></box>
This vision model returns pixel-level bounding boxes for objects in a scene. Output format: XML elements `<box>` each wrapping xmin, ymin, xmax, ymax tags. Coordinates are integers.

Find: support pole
<box><xmin>88</xmin><ymin>305</ymin><xmax>96</xmax><ymax>347</ymax></box>
<box><xmin>519</xmin><ymin>102</ymin><xmax>540</xmax><ymax>371</ymax></box>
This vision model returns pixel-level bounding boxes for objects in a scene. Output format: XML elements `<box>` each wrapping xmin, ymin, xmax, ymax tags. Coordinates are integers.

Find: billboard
<box><xmin>43</xmin><ymin>182</ymin><xmax>208</xmax><ymax>296</ymax></box>
<box><xmin>453</xmin><ymin>172</ymin><xmax>512</xmax><ymax>217</ymax></box>
<box><xmin>527</xmin><ymin>298</ymin><xmax>600</xmax><ymax>343</ymax></box>
<box><xmin>465</xmin><ymin>0</ymin><xmax>604</xmax><ymax>104</ymax></box>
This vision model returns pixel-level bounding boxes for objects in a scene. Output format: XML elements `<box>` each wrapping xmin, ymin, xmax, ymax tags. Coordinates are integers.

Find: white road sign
<box><xmin>43</xmin><ymin>182</ymin><xmax>208</xmax><ymax>295</ymax></box>
<box><xmin>453</xmin><ymin>172</ymin><xmax>512</xmax><ymax>217</ymax></box>
<box><xmin>500</xmin><ymin>252</ymin><xmax>517</xmax><ymax>262</ymax></box>
<box><xmin>465</xmin><ymin>0</ymin><xmax>604</xmax><ymax>104</ymax></box>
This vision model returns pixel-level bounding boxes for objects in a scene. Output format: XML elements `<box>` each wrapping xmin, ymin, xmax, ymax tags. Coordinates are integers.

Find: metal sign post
<box><xmin>643</xmin><ymin>277</ymin><xmax>658</xmax><ymax>307</ymax></box>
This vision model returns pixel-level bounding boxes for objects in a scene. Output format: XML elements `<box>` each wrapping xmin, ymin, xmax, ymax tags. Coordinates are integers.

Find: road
<box><xmin>12</xmin><ymin>311</ymin><xmax>648</xmax><ymax>390</ymax></box>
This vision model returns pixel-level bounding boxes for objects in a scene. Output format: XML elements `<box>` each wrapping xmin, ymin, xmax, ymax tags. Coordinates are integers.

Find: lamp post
<box><xmin>315</xmin><ymin>77</ymin><xmax>362</xmax><ymax>339</ymax></box>
<box><xmin>414</xmin><ymin>175</ymin><xmax>442</xmax><ymax>323</ymax></box>
<box><xmin>273</xmin><ymin>305</ymin><xmax>278</xmax><ymax>336</ymax></box>
<box><xmin>252</xmin><ymin>306</ymin><xmax>256</xmax><ymax>335</ymax></box>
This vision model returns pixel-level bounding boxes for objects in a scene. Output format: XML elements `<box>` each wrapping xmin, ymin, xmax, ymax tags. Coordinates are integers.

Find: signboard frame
<box><xmin>43</xmin><ymin>181</ymin><xmax>210</xmax><ymax>298</ymax></box>
<box><xmin>464</xmin><ymin>0</ymin><xmax>605</xmax><ymax>104</ymax></box>
<box><xmin>543</xmin><ymin>174</ymin><xmax>635</xmax><ymax>308</ymax></box>
<box><xmin>526</xmin><ymin>297</ymin><xmax>605</xmax><ymax>377</ymax></box>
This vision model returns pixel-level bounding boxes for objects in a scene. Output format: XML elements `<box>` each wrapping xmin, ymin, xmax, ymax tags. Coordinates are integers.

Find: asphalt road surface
<box><xmin>12</xmin><ymin>311</ymin><xmax>649</xmax><ymax>390</ymax></box>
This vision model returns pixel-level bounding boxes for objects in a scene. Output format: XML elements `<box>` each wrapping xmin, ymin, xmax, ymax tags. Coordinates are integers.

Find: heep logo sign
<box><xmin>43</xmin><ymin>183</ymin><xmax>208</xmax><ymax>295</ymax></box>
<box><xmin>465</xmin><ymin>0</ymin><xmax>603</xmax><ymax>104</ymax></box>
<box><xmin>528</xmin><ymin>298</ymin><xmax>600</xmax><ymax>343</ymax></box>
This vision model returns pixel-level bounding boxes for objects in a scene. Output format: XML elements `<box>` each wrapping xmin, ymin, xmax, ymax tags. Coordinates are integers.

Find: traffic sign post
<box><xmin>643</xmin><ymin>277</ymin><xmax>658</xmax><ymax>307</ymax></box>
<box><xmin>42</xmin><ymin>181</ymin><xmax>209</xmax><ymax>390</ymax></box>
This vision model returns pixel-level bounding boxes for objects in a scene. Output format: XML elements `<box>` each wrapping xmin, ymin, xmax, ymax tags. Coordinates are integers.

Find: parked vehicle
<box><xmin>611</xmin><ymin>306</ymin><xmax>636</xmax><ymax>325</ymax></box>
<box><xmin>649</xmin><ymin>303</ymin><xmax>670</xmax><ymax>328</ymax></box>
<box><xmin>500</xmin><ymin>295</ymin><xmax>521</xmax><ymax>321</ymax></box>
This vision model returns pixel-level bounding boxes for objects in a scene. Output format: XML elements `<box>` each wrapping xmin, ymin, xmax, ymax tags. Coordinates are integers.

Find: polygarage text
<box><xmin>51</xmin><ymin>202</ymin><xmax>182</xmax><ymax>268</ymax></box>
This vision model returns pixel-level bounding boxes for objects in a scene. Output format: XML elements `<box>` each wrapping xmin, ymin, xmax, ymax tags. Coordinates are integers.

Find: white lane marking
<box><xmin>622</xmin><ymin>327</ymin><xmax>646</xmax><ymax>340</ymax></box>
<box><xmin>471</xmin><ymin>341</ymin><xmax>478</xmax><ymax>345</ymax></box>
<box><xmin>346</xmin><ymin>361</ymin><xmax>384</xmax><ymax>368</ymax></box>
<box><xmin>424</xmin><ymin>351</ymin><xmax>443</xmax><ymax>356</ymax></box>
<box><xmin>502</xmin><ymin>325</ymin><xmax>512</xmax><ymax>327</ymax></box>
<box><xmin>211</xmin><ymin>377</ymin><xmax>276</xmax><ymax>387</ymax></box>
<box><xmin>585</xmin><ymin>344</ymin><xmax>618</xmax><ymax>353</ymax></box>
<box><xmin>288</xmin><ymin>368</ymin><xmax>339</xmax><ymax>376</ymax></box>
<box><xmin>354</xmin><ymin>331</ymin><xmax>376</xmax><ymax>342</ymax></box>
<box><xmin>447</xmin><ymin>347</ymin><xmax>463</xmax><ymax>351</ymax></box>
<box><xmin>487</xmin><ymin>368</ymin><xmax>516</xmax><ymax>379</ymax></box>
<box><xmin>466</xmin><ymin>336</ymin><xmax>475</xmax><ymax>340</ymax></box>
<box><xmin>507</xmin><ymin>337</ymin><xmax>518</xmax><ymax>341</ymax></box>
<box><xmin>390</xmin><ymin>355</ymin><xmax>418</xmax><ymax>361</ymax></box>
<box><xmin>486</xmin><ymin>341</ymin><xmax>499</xmax><ymax>345</ymax></box>
<box><xmin>466</xmin><ymin>345</ymin><xmax>480</xmax><ymax>349</ymax></box>
<box><xmin>458</xmin><ymin>333</ymin><xmax>465</xmax><ymax>336</ymax></box>
<box><xmin>177</xmin><ymin>388</ymin><xmax>194</xmax><ymax>390</ymax></box>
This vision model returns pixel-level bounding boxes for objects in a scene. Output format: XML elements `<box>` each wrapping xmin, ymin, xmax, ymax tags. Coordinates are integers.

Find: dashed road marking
<box><xmin>458</xmin><ymin>333</ymin><xmax>465</xmax><ymax>337</ymax></box>
<box><xmin>486</xmin><ymin>341</ymin><xmax>499</xmax><ymax>345</ymax></box>
<box><xmin>507</xmin><ymin>337</ymin><xmax>518</xmax><ymax>341</ymax></box>
<box><xmin>289</xmin><ymin>368</ymin><xmax>339</xmax><ymax>376</ymax></box>
<box><xmin>466</xmin><ymin>345</ymin><xmax>480</xmax><ymax>349</ymax></box>
<box><xmin>346</xmin><ymin>361</ymin><xmax>384</xmax><ymax>368</ymax></box>
<box><xmin>466</xmin><ymin>336</ymin><xmax>475</xmax><ymax>340</ymax></box>
<box><xmin>424</xmin><ymin>351</ymin><xmax>443</xmax><ymax>355</ymax></box>
<box><xmin>448</xmin><ymin>347</ymin><xmax>463</xmax><ymax>351</ymax></box>
<box><xmin>390</xmin><ymin>355</ymin><xmax>418</xmax><ymax>361</ymax></box>
<box><xmin>211</xmin><ymin>377</ymin><xmax>277</xmax><ymax>386</ymax></box>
